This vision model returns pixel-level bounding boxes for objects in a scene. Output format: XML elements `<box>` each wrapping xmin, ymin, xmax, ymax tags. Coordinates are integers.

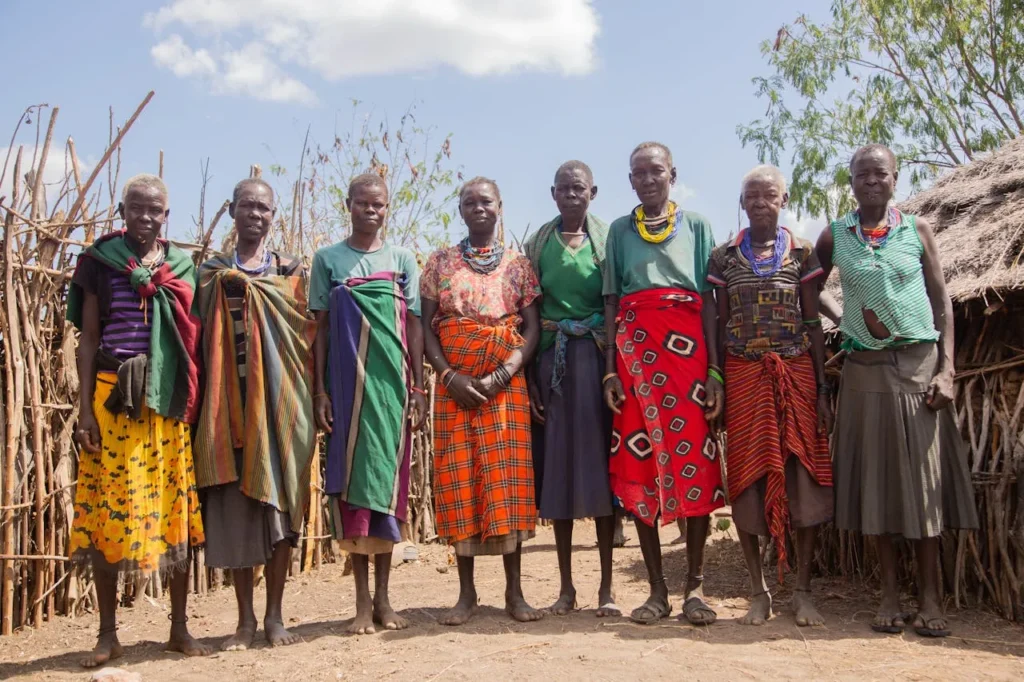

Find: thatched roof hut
<box><xmin>819</xmin><ymin>137</ymin><xmax>1024</xmax><ymax>622</ymax></box>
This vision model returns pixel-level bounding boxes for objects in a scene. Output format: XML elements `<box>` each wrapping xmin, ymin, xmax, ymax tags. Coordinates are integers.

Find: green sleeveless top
<box><xmin>830</xmin><ymin>210</ymin><xmax>939</xmax><ymax>351</ymax></box>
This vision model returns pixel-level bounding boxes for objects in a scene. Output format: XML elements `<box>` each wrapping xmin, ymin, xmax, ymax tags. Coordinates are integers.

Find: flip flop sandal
<box><xmin>629</xmin><ymin>599</ymin><xmax>672</xmax><ymax>625</ymax></box>
<box><xmin>596</xmin><ymin>602</ymin><xmax>622</xmax><ymax>618</ymax></box>
<box><xmin>913</xmin><ymin>616</ymin><xmax>951</xmax><ymax>638</ymax></box>
<box><xmin>682</xmin><ymin>596</ymin><xmax>718</xmax><ymax>626</ymax></box>
<box><xmin>870</xmin><ymin>612</ymin><xmax>911</xmax><ymax>634</ymax></box>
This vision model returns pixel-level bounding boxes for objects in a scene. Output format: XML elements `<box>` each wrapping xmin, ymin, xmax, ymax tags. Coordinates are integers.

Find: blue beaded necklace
<box><xmin>739</xmin><ymin>228</ymin><xmax>787</xmax><ymax>278</ymax></box>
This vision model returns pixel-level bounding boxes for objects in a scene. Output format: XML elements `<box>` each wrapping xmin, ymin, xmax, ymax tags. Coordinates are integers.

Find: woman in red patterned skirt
<box><xmin>602</xmin><ymin>142</ymin><xmax>725</xmax><ymax>625</ymax></box>
<box><xmin>707</xmin><ymin>165</ymin><xmax>832</xmax><ymax>628</ymax></box>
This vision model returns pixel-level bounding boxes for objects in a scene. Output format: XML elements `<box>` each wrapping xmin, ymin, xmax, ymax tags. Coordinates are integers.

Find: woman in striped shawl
<box><xmin>194</xmin><ymin>178</ymin><xmax>317</xmax><ymax>650</ymax></box>
<box><xmin>816</xmin><ymin>145</ymin><xmax>977</xmax><ymax>638</ymax></box>
<box><xmin>707</xmin><ymin>165</ymin><xmax>832</xmax><ymax>627</ymax></box>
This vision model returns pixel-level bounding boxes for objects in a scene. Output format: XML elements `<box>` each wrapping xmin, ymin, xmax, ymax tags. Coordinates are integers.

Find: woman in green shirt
<box><xmin>817</xmin><ymin>144</ymin><xmax>977</xmax><ymax>638</ymax></box>
<box><xmin>523</xmin><ymin>161</ymin><xmax>617</xmax><ymax>618</ymax></box>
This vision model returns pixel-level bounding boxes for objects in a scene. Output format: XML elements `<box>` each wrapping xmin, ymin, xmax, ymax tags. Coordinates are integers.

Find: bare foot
<box><xmin>739</xmin><ymin>591</ymin><xmax>772</xmax><ymax>626</ymax></box>
<box><xmin>265</xmin><ymin>618</ymin><xmax>301</xmax><ymax>646</ymax></box>
<box><xmin>167</xmin><ymin>623</ymin><xmax>214</xmax><ymax>658</ymax></box>
<box><xmin>373</xmin><ymin>598</ymin><xmax>410</xmax><ymax>631</ymax></box>
<box><xmin>793</xmin><ymin>590</ymin><xmax>825</xmax><ymax>627</ymax></box>
<box><xmin>506</xmin><ymin>594</ymin><xmax>544</xmax><ymax>623</ymax></box>
<box><xmin>547</xmin><ymin>588</ymin><xmax>577</xmax><ymax>616</ymax></box>
<box><xmin>81</xmin><ymin>629</ymin><xmax>123</xmax><ymax>668</ymax></box>
<box><xmin>871</xmin><ymin>591</ymin><xmax>907</xmax><ymax>634</ymax></box>
<box><xmin>440</xmin><ymin>591</ymin><xmax>477</xmax><ymax>627</ymax></box>
<box><xmin>221</xmin><ymin>620</ymin><xmax>257</xmax><ymax>651</ymax></box>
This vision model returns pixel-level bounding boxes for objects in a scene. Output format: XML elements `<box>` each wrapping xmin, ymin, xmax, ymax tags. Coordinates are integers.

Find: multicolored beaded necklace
<box><xmin>740</xmin><ymin>227</ymin><xmax>788</xmax><ymax>278</ymax></box>
<box><xmin>633</xmin><ymin>201</ymin><xmax>678</xmax><ymax>244</ymax></box>
<box><xmin>854</xmin><ymin>206</ymin><xmax>901</xmax><ymax>249</ymax></box>
<box><xmin>459</xmin><ymin>236</ymin><xmax>505</xmax><ymax>275</ymax></box>
<box><xmin>234</xmin><ymin>247</ymin><xmax>273</xmax><ymax>276</ymax></box>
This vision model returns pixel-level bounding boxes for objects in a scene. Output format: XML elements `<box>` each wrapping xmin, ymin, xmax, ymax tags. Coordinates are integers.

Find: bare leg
<box><xmin>670</xmin><ymin>517</ymin><xmax>687</xmax><ymax>545</ymax></box>
<box><xmin>911</xmin><ymin>537</ymin><xmax>949</xmax><ymax>636</ymax></box>
<box><xmin>264</xmin><ymin>541</ymin><xmax>300</xmax><ymax>645</ymax></box>
<box><xmin>630</xmin><ymin>519</ymin><xmax>670</xmax><ymax>623</ymax></box>
<box><xmin>612</xmin><ymin>511</ymin><xmax>626</xmax><ymax>548</ymax></box>
<box><xmin>373</xmin><ymin>552</ymin><xmax>409</xmax><ymax>630</ymax></box>
<box><xmin>221</xmin><ymin>568</ymin><xmax>257</xmax><ymax>650</ymax></box>
<box><xmin>793</xmin><ymin>526</ymin><xmax>825</xmax><ymax>626</ymax></box>
<box><xmin>872</xmin><ymin>535</ymin><xmax>907</xmax><ymax>633</ymax></box>
<box><xmin>737</xmin><ymin>530</ymin><xmax>772</xmax><ymax>625</ymax></box>
<box><xmin>505</xmin><ymin>543</ymin><xmax>544</xmax><ymax>622</ymax></box>
<box><xmin>682</xmin><ymin>515</ymin><xmax>717</xmax><ymax>625</ymax></box>
<box><xmin>347</xmin><ymin>554</ymin><xmax>375</xmax><ymax>635</ymax></box>
<box><xmin>80</xmin><ymin>571</ymin><xmax>123</xmax><ymax>668</ymax></box>
<box><xmin>549</xmin><ymin>520</ymin><xmax>577</xmax><ymax>615</ymax></box>
<box><xmin>167</xmin><ymin>566</ymin><xmax>214</xmax><ymax>656</ymax></box>
<box><xmin>594</xmin><ymin>515</ymin><xmax>619</xmax><ymax>616</ymax></box>
<box><xmin>440</xmin><ymin>556</ymin><xmax>477</xmax><ymax>626</ymax></box>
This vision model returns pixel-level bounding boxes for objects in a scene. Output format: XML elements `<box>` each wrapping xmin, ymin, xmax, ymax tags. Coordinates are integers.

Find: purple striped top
<box><xmin>99</xmin><ymin>271</ymin><xmax>151</xmax><ymax>361</ymax></box>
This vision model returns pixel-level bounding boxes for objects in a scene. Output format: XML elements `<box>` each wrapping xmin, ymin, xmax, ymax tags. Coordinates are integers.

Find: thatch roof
<box><xmin>825</xmin><ymin>135</ymin><xmax>1024</xmax><ymax>307</ymax></box>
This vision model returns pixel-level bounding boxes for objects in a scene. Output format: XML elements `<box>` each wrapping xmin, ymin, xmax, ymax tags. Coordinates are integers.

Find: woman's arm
<box><xmin>814</xmin><ymin>227</ymin><xmax>843</xmax><ymax>325</ymax></box>
<box><xmin>313</xmin><ymin>311</ymin><xmax>332</xmax><ymax>433</ymax></box>
<box><xmin>422</xmin><ymin>298</ymin><xmax>485</xmax><ymax>409</ymax></box>
<box><xmin>76</xmin><ymin>292</ymin><xmax>101</xmax><ymax>453</ymax></box>
<box><xmin>406</xmin><ymin>311</ymin><xmax>427</xmax><ymax>430</ymax></box>
<box><xmin>801</xmin><ymin>278</ymin><xmax>834</xmax><ymax>432</ymax></box>
<box><xmin>917</xmin><ymin>216</ymin><xmax>956</xmax><ymax>409</ymax></box>
<box><xmin>479</xmin><ymin>302</ymin><xmax>540</xmax><ymax>399</ymax></box>
<box><xmin>602</xmin><ymin>294</ymin><xmax>625</xmax><ymax>413</ymax></box>
<box><xmin>702</xmin><ymin>290</ymin><xmax>724</xmax><ymax>429</ymax></box>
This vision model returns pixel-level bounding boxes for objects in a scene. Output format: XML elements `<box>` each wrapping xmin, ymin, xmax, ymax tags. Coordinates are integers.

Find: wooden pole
<box><xmin>158</xmin><ymin>150</ymin><xmax>164</xmax><ymax>179</ymax></box>
<box><xmin>2</xmin><ymin>148</ymin><xmax>25</xmax><ymax>635</ymax></box>
<box><xmin>31</xmin><ymin>108</ymin><xmax>58</xmax><ymax>221</ymax></box>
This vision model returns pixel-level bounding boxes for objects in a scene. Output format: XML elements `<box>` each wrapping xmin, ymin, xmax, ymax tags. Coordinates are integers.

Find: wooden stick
<box><xmin>66</xmin><ymin>91</ymin><xmax>154</xmax><ymax>223</ymax></box>
<box><xmin>31</xmin><ymin>107</ymin><xmax>58</xmax><ymax>221</ymax></box>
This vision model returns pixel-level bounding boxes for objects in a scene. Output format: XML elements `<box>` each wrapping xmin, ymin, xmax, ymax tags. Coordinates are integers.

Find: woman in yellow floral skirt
<box><xmin>66</xmin><ymin>174</ymin><xmax>212</xmax><ymax>667</ymax></box>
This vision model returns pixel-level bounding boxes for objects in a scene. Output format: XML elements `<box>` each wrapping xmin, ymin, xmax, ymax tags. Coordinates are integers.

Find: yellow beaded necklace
<box><xmin>633</xmin><ymin>201</ymin><xmax>678</xmax><ymax>244</ymax></box>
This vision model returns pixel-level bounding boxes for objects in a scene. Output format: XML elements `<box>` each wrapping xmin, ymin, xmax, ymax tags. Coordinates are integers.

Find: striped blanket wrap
<box><xmin>724</xmin><ymin>351</ymin><xmax>832</xmax><ymax>580</ymax></box>
<box><xmin>325</xmin><ymin>273</ymin><xmax>411</xmax><ymax>522</ymax></box>
<box><xmin>433</xmin><ymin>316</ymin><xmax>535</xmax><ymax>544</ymax></box>
<box><xmin>194</xmin><ymin>263</ymin><xmax>318</xmax><ymax>534</ymax></box>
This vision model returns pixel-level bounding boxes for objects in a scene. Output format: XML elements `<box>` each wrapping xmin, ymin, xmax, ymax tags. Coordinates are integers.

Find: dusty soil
<box><xmin>1</xmin><ymin>521</ymin><xmax>1022</xmax><ymax>681</ymax></box>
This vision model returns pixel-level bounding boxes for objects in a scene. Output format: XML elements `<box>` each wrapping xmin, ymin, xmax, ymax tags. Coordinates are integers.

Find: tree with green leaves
<box><xmin>738</xmin><ymin>0</ymin><xmax>1024</xmax><ymax>220</ymax></box>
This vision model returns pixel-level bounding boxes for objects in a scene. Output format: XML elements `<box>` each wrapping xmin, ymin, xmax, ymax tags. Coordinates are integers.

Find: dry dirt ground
<box><xmin>1</xmin><ymin>521</ymin><xmax>1022</xmax><ymax>682</ymax></box>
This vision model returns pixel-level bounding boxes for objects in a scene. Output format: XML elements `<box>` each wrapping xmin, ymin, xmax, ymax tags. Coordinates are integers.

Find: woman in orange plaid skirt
<box><xmin>421</xmin><ymin>176</ymin><xmax>543</xmax><ymax>626</ymax></box>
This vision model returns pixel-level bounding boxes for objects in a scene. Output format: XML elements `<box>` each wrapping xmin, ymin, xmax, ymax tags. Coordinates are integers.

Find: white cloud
<box><xmin>671</xmin><ymin>182</ymin><xmax>696</xmax><ymax>206</ymax></box>
<box><xmin>145</xmin><ymin>0</ymin><xmax>599</xmax><ymax>104</ymax></box>
<box><xmin>151</xmin><ymin>34</ymin><xmax>216</xmax><ymax>78</ymax></box>
<box><xmin>781</xmin><ymin>209</ymin><xmax>825</xmax><ymax>239</ymax></box>
<box><xmin>0</xmin><ymin>145</ymin><xmax>93</xmax><ymax>216</ymax></box>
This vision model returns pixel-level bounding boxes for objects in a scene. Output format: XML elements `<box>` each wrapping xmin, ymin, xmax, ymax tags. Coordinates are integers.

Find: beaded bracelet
<box><xmin>707</xmin><ymin>367</ymin><xmax>724</xmax><ymax>384</ymax></box>
<box><xmin>411</xmin><ymin>386</ymin><xmax>428</xmax><ymax>396</ymax></box>
<box><xmin>803</xmin><ymin>317</ymin><xmax>823</xmax><ymax>327</ymax></box>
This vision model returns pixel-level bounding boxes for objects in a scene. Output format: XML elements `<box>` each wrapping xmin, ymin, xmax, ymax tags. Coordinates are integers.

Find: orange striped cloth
<box><xmin>433</xmin><ymin>316</ymin><xmax>535</xmax><ymax>544</ymax></box>
<box><xmin>724</xmin><ymin>352</ymin><xmax>831</xmax><ymax>580</ymax></box>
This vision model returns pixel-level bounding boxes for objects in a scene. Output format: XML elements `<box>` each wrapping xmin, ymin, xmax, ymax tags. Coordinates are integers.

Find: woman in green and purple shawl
<box><xmin>310</xmin><ymin>173</ymin><xmax>427</xmax><ymax>636</ymax></box>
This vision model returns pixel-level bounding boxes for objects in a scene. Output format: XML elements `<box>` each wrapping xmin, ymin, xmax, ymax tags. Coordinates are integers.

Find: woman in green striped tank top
<box><xmin>816</xmin><ymin>144</ymin><xmax>977</xmax><ymax>639</ymax></box>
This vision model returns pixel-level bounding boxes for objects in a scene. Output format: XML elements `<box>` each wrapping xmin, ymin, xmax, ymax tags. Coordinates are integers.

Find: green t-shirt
<box><xmin>308</xmin><ymin>241</ymin><xmax>421</xmax><ymax>315</ymax></box>
<box><xmin>602</xmin><ymin>210</ymin><xmax>716</xmax><ymax>297</ymax></box>
<box><xmin>537</xmin><ymin>232</ymin><xmax>604</xmax><ymax>351</ymax></box>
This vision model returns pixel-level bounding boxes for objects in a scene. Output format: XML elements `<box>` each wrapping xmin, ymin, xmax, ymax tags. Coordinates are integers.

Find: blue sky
<box><xmin>2</xmin><ymin>0</ymin><xmax>830</xmax><ymax>246</ymax></box>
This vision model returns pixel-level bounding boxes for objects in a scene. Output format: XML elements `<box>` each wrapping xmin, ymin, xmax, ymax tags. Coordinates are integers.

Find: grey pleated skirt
<box><xmin>833</xmin><ymin>342</ymin><xmax>978</xmax><ymax>538</ymax></box>
<box><xmin>201</xmin><ymin>481</ymin><xmax>297</xmax><ymax>568</ymax></box>
<box><xmin>532</xmin><ymin>339</ymin><xmax>614</xmax><ymax>520</ymax></box>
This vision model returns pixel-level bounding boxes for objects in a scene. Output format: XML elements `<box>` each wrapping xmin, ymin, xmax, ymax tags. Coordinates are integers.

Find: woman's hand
<box><xmin>448</xmin><ymin>373</ymin><xmax>487</xmax><ymax>409</ymax></box>
<box><xmin>704</xmin><ymin>375</ymin><xmax>724</xmax><ymax>433</ymax></box>
<box><xmin>76</xmin><ymin>409</ymin><xmax>102</xmax><ymax>454</ymax></box>
<box><xmin>315</xmin><ymin>394</ymin><xmax>333</xmax><ymax>433</ymax></box>
<box><xmin>528</xmin><ymin>377</ymin><xmax>545</xmax><ymax>424</ymax></box>
<box><xmin>409</xmin><ymin>392</ymin><xmax>428</xmax><ymax>431</ymax></box>
<box><xmin>475</xmin><ymin>374</ymin><xmax>505</xmax><ymax>401</ymax></box>
<box><xmin>927</xmin><ymin>368</ymin><xmax>956</xmax><ymax>410</ymax></box>
<box><xmin>816</xmin><ymin>392</ymin><xmax>834</xmax><ymax>435</ymax></box>
<box><xmin>604</xmin><ymin>375</ymin><xmax>626</xmax><ymax>414</ymax></box>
